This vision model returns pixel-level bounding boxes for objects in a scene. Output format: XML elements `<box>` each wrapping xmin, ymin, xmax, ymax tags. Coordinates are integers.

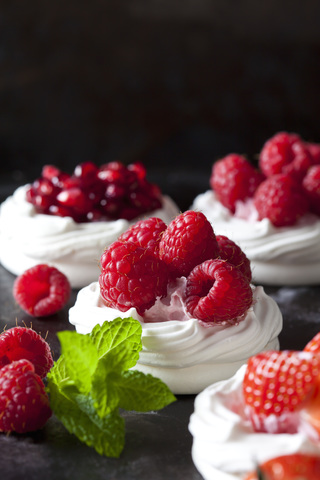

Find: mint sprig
<box><xmin>46</xmin><ymin>317</ymin><xmax>176</xmax><ymax>457</ymax></box>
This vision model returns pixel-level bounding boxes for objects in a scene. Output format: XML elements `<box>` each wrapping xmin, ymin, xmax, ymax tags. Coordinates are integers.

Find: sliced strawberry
<box><xmin>304</xmin><ymin>332</ymin><xmax>320</xmax><ymax>354</ymax></box>
<box><xmin>244</xmin><ymin>453</ymin><xmax>320</xmax><ymax>480</ymax></box>
<box><xmin>243</xmin><ymin>350</ymin><xmax>320</xmax><ymax>433</ymax></box>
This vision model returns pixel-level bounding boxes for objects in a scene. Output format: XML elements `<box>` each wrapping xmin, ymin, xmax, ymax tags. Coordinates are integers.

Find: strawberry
<box><xmin>304</xmin><ymin>332</ymin><xmax>320</xmax><ymax>354</ymax></box>
<box><xmin>244</xmin><ymin>453</ymin><xmax>320</xmax><ymax>480</ymax></box>
<box><xmin>13</xmin><ymin>264</ymin><xmax>71</xmax><ymax>317</ymax></box>
<box><xmin>0</xmin><ymin>326</ymin><xmax>53</xmax><ymax>378</ymax></box>
<box><xmin>243</xmin><ymin>350</ymin><xmax>320</xmax><ymax>433</ymax></box>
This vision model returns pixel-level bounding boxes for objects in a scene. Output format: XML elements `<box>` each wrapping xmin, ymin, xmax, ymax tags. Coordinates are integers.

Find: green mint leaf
<box><xmin>115</xmin><ymin>370</ymin><xmax>176</xmax><ymax>412</ymax></box>
<box><xmin>90</xmin><ymin>358</ymin><xmax>120</xmax><ymax>418</ymax></box>
<box><xmin>47</xmin><ymin>377</ymin><xmax>125</xmax><ymax>458</ymax></box>
<box><xmin>57</xmin><ymin>330</ymin><xmax>98</xmax><ymax>393</ymax></box>
<box><xmin>90</xmin><ymin>317</ymin><xmax>142</xmax><ymax>370</ymax></box>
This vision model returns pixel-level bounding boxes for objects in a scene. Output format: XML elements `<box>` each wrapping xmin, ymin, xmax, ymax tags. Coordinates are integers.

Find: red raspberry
<box><xmin>302</xmin><ymin>165</ymin><xmax>320</xmax><ymax>216</ymax></box>
<box><xmin>306</xmin><ymin>142</ymin><xmax>320</xmax><ymax>164</ymax></box>
<box><xmin>216</xmin><ymin>235</ymin><xmax>252</xmax><ymax>282</ymax></box>
<box><xmin>210</xmin><ymin>154</ymin><xmax>264</xmax><ymax>213</ymax></box>
<box><xmin>159</xmin><ymin>211</ymin><xmax>219</xmax><ymax>278</ymax></box>
<box><xmin>254</xmin><ymin>174</ymin><xmax>309</xmax><ymax>227</ymax></box>
<box><xmin>259</xmin><ymin>131</ymin><xmax>301</xmax><ymax>177</ymax></box>
<box><xmin>185</xmin><ymin>259</ymin><xmax>253</xmax><ymax>325</ymax></box>
<box><xmin>118</xmin><ymin>217</ymin><xmax>167</xmax><ymax>256</ymax></box>
<box><xmin>282</xmin><ymin>140</ymin><xmax>314</xmax><ymax>181</ymax></box>
<box><xmin>99</xmin><ymin>240</ymin><xmax>169</xmax><ymax>315</ymax></box>
<box><xmin>13</xmin><ymin>264</ymin><xmax>71</xmax><ymax>317</ymax></box>
<box><xmin>243</xmin><ymin>350</ymin><xmax>320</xmax><ymax>433</ymax></box>
<box><xmin>0</xmin><ymin>359</ymin><xmax>52</xmax><ymax>433</ymax></box>
<box><xmin>0</xmin><ymin>327</ymin><xmax>53</xmax><ymax>378</ymax></box>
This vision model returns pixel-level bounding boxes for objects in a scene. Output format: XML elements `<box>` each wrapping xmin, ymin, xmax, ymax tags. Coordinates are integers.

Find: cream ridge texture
<box><xmin>191</xmin><ymin>190</ymin><xmax>320</xmax><ymax>286</ymax></box>
<box><xmin>69</xmin><ymin>279</ymin><xmax>282</xmax><ymax>394</ymax></box>
<box><xmin>0</xmin><ymin>185</ymin><xmax>179</xmax><ymax>288</ymax></box>
<box><xmin>189</xmin><ymin>364</ymin><xmax>320</xmax><ymax>480</ymax></box>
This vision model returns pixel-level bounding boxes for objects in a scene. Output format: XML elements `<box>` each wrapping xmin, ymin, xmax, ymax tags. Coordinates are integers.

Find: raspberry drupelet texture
<box><xmin>185</xmin><ymin>259</ymin><xmax>253</xmax><ymax>325</ymax></box>
<box><xmin>216</xmin><ymin>235</ymin><xmax>252</xmax><ymax>282</ymax></box>
<box><xmin>0</xmin><ymin>327</ymin><xmax>53</xmax><ymax>378</ymax></box>
<box><xmin>253</xmin><ymin>174</ymin><xmax>309</xmax><ymax>227</ymax></box>
<box><xmin>13</xmin><ymin>264</ymin><xmax>71</xmax><ymax>317</ymax></box>
<box><xmin>303</xmin><ymin>165</ymin><xmax>320</xmax><ymax>216</ymax></box>
<box><xmin>118</xmin><ymin>217</ymin><xmax>167</xmax><ymax>256</ymax></box>
<box><xmin>159</xmin><ymin>210</ymin><xmax>220</xmax><ymax>278</ymax></box>
<box><xmin>259</xmin><ymin>132</ymin><xmax>302</xmax><ymax>177</ymax></box>
<box><xmin>0</xmin><ymin>359</ymin><xmax>52</xmax><ymax>433</ymax></box>
<box><xmin>99</xmin><ymin>240</ymin><xmax>169</xmax><ymax>315</ymax></box>
<box><xmin>210</xmin><ymin>154</ymin><xmax>263</xmax><ymax>213</ymax></box>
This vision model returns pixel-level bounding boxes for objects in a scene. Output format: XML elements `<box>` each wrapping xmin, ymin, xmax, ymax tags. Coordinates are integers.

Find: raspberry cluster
<box><xmin>26</xmin><ymin>161</ymin><xmax>162</xmax><ymax>223</ymax></box>
<box><xmin>210</xmin><ymin>131</ymin><xmax>320</xmax><ymax>227</ymax></box>
<box><xmin>99</xmin><ymin>211</ymin><xmax>253</xmax><ymax>325</ymax></box>
<box><xmin>0</xmin><ymin>326</ymin><xmax>53</xmax><ymax>433</ymax></box>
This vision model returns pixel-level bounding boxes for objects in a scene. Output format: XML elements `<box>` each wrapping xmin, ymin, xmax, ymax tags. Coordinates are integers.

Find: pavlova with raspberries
<box><xmin>69</xmin><ymin>210</ymin><xmax>282</xmax><ymax>394</ymax></box>
<box><xmin>191</xmin><ymin>131</ymin><xmax>320</xmax><ymax>286</ymax></box>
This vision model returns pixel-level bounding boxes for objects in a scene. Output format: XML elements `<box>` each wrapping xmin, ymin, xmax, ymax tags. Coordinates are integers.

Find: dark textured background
<box><xmin>1</xmin><ymin>1</ymin><xmax>320</xmax><ymax>209</ymax></box>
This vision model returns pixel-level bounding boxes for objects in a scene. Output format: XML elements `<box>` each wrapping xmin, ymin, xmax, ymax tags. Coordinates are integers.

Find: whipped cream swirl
<box><xmin>191</xmin><ymin>190</ymin><xmax>320</xmax><ymax>285</ymax></box>
<box><xmin>69</xmin><ymin>280</ymin><xmax>282</xmax><ymax>394</ymax></box>
<box><xmin>0</xmin><ymin>185</ymin><xmax>179</xmax><ymax>288</ymax></box>
<box><xmin>189</xmin><ymin>365</ymin><xmax>320</xmax><ymax>480</ymax></box>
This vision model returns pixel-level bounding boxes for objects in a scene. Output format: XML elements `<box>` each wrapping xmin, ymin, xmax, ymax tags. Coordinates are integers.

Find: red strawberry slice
<box><xmin>304</xmin><ymin>332</ymin><xmax>320</xmax><ymax>354</ymax></box>
<box><xmin>243</xmin><ymin>350</ymin><xmax>320</xmax><ymax>433</ymax></box>
<box><xmin>244</xmin><ymin>453</ymin><xmax>320</xmax><ymax>480</ymax></box>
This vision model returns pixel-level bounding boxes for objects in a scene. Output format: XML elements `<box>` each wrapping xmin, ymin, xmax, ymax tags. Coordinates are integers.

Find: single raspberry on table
<box><xmin>0</xmin><ymin>326</ymin><xmax>53</xmax><ymax>378</ymax></box>
<box><xmin>118</xmin><ymin>217</ymin><xmax>167</xmax><ymax>256</ymax></box>
<box><xmin>216</xmin><ymin>235</ymin><xmax>252</xmax><ymax>283</ymax></box>
<box><xmin>253</xmin><ymin>174</ymin><xmax>309</xmax><ymax>227</ymax></box>
<box><xmin>210</xmin><ymin>154</ymin><xmax>263</xmax><ymax>213</ymax></box>
<box><xmin>13</xmin><ymin>264</ymin><xmax>71</xmax><ymax>317</ymax></box>
<box><xmin>185</xmin><ymin>259</ymin><xmax>253</xmax><ymax>325</ymax></box>
<box><xmin>0</xmin><ymin>359</ymin><xmax>52</xmax><ymax>433</ymax></box>
<box><xmin>259</xmin><ymin>131</ymin><xmax>301</xmax><ymax>177</ymax></box>
<box><xmin>302</xmin><ymin>165</ymin><xmax>320</xmax><ymax>216</ymax></box>
<box><xmin>243</xmin><ymin>350</ymin><xmax>320</xmax><ymax>433</ymax></box>
<box><xmin>99</xmin><ymin>240</ymin><xmax>169</xmax><ymax>315</ymax></box>
<box><xmin>159</xmin><ymin>210</ymin><xmax>219</xmax><ymax>278</ymax></box>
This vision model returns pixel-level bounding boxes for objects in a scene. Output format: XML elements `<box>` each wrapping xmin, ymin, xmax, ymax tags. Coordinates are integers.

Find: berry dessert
<box><xmin>13</xmin><ymin>264</ymin><xmax>71</xmax><ymax>317</ymax></box>
<box><xmin>191</xmin><ymin>132</ymin><xmax>320</xmax><ymax>285</ymax></box>
<box><xmin>69</xmin><ymin>211</ymin><xmax>282</xmax><ymax>394</ymax></box>
<box><xmin>0</xmin><ymin>161</ymin><xmax>179</xmax><ymax>288</ymax></box>
<box><xmin>189</xmin><ymin>333</ymin><xmax>320</xmax><ymax>480</ymax></box>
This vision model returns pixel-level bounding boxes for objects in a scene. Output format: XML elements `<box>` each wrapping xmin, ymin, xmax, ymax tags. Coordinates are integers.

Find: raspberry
<box><xmin>13</xmin><ymin>264</ymin><xmax>71</xmax><ymax>317</ymax></box>
<box><xmin>302</xmin><ymin>165</ymin><xmax>320</xmax><ymax>216</ymax></box>
<box><xmin>243</xmin><ymin>350</ymin><xmax>320</xmax><ymax>433</ymax></box>
<box><xmin>99</xmin><ymin>240</ymin><xmax>169</xmax><ymax>315</ymax></box>
<box><xmin>0</xmin><ymin>327</ymin><xmax>53</xmax><ymax>378</ymax></box>
<box><xmin>216</xmin><ymin>235</ymin><xmax>252</xmax><ymax>282</ymax></box>
<box><xmin>254</xmin><ymin>174</ymin><xmax>309</xmax><ymax>227</ymax></box>
<box><xmin>259</xmin><ymin>131</ymin><xmax>301</xmax><ymax>177</ymax></box>
<box><xmin>159</xmin><ymin>210</ymin><xmax>219</xmax><ymax>278</ymax></box>
<box><xmin>118</xmin><ymin>217</ymin><xmax>167</xmax><ymax>256</ymax></box>
<box><xmin>282</xmin><ymin>140</ymin><xmax>314</xmax><ymax>181</ymax></box>
<box><xmin>0</xmin><ymin>359</ymin><xmax>52</xmax><ymax>433</ymax></box>
<box><xmin>210</xmin><ymin>154</ymin><xmax>264</xmax><ymax>213</ymax></box>
<box><xmin>185</xmin><ymin>259</ymin><xmax>253</xmax><ymax>325</ymax></box>
<box><xmin>306</xmin><ymin>142</ymin><xmax>320</xmax><ymax>164</ymax></box>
